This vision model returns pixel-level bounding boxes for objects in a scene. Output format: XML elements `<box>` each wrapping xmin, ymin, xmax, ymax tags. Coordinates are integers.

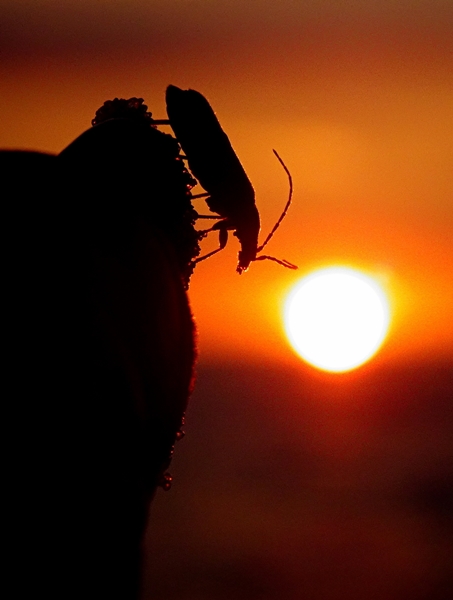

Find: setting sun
<box><xmin>284</xmin><ymin>267</ymin><xmax>390</xmax><ymax>373</ymax></box>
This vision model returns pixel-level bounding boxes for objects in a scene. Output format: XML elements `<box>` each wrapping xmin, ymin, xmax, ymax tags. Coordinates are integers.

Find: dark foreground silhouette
<box><xmin>3</xmin><ymin>105</ymin><xmax>199</xmax><ymax>598</ymax></box>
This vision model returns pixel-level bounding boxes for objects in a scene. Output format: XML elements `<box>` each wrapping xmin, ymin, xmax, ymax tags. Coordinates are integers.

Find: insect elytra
<box><xmin>164</xmin><ymin>85</ymin><xmax>297</xmax><ymax>274</ymax></box>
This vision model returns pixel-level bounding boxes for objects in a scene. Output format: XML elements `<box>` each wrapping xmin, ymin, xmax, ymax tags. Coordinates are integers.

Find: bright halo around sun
<box><xmin>284</xmin><ymin>267</ymin><xmax>390</xmax><ymax>373</ymax></box>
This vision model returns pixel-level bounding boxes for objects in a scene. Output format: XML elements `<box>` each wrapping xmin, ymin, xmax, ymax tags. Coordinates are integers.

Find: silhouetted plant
<box><xmin>3</xmin><ymin>96</ymin><xmax>202</xmax><ymax>599</ymax></box>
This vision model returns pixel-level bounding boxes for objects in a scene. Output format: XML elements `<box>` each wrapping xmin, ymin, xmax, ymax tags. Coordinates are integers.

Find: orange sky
<box><xmin>1</xmin><ymin>0</ymin><xmax>452</xmax><ymax>367</ymax></box>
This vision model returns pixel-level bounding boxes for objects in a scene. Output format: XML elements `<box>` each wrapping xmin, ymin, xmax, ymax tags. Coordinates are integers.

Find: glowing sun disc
<box><xmin>284</xmin><ymin>267</ymin><xmax>390</xmax><ymax>372</ymax></box>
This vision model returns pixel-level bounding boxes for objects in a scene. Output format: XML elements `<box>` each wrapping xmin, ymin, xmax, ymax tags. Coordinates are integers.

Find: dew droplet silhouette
<box><xmin>159</xmin><ymin>472</ymin><xmax>173</xmax><ymax>491</ymax></box>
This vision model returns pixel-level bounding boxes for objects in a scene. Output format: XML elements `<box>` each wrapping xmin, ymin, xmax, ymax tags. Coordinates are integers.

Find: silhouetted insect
<box><xmin>162</xmin><ymin>85</ymin><xmax>297</xmax><ymax>274</ymax></box>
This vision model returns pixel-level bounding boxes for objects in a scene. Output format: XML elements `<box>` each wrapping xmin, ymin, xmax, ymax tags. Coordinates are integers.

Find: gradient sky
<box><xmin>1</xmin><ymin>0</ymin><xmax>452</xmax><ymax>367</ymax></box>
<box><xmin>2</xmin><ymin>4</ymin><xmax>452</xmax><ymax>600</ymax></box>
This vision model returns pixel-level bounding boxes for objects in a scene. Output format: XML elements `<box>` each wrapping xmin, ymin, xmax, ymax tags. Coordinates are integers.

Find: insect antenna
<box><xmin>254</xmin><ymin>255</ymin><xmax>298</xmax><ymax>269</ymax></box>
<box><xmin>256</xmin><ymin>149</ymin><xmax>293</xmax><ymax>253</ymax></box>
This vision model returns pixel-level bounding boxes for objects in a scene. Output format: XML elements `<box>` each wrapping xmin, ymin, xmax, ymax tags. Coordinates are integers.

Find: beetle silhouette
<box><xmin>165</xmin><ymin>85</ymin><xmax>297</xmax><ymax>274</ymax></box>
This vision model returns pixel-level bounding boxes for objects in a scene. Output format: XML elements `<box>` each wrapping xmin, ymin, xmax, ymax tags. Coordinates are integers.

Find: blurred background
<box><xmin>1</xmin><ymin>1</ymin><xmax>452</xmax><ymax>598</ymax></box>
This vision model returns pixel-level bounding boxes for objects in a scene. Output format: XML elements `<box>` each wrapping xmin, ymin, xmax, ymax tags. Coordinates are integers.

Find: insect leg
<box><xmin>194</xmin><ymin>222</ymin><xmax>229</xmax><ymax>264</ymax></box>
